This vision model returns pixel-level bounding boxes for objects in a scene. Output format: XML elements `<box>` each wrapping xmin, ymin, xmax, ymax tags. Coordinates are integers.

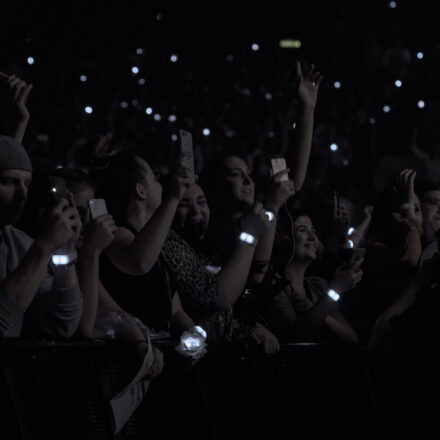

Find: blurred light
<box><xmin>138</xmin><ymin>78</ymin><xmax>146</xmax><ymax>85</ymax></box>
<box><xmin>268</xmin><ymin>131</ymin><xmax>275</xmax><ymax>138</ymax></box>
<box><xmin>120</xmin><ymin>101</ymin><xmax>128</xmax><ymax>109</ymax></box>
<box><xmin>84</xmin><ymin>106</ymin><xmax>93</xmax><ymax>114</ymax></box>
<box><xmin>343</xmin><ymin>159</ymin><xmax>349</xmax><ymax>166</ymax></box>
<box><xmin>153</xmin><ymin>113</ymin><xmax>162</xmax><ymax>121</ymax></box>
<box><xmin>279</xmin><ymin>39</ymin><xmax>302</xmax><ymax>49</ymax></box>
<box><xmin>131</xmin><ymin>66</ymin><xmax>139</xmax><ymax>74</ymax></box>
<box><xmin>145</xmin><ymin>107</ymin><xmax>153</xmax><ymax>115</ymax></box>
<box><xmin>395</xmin><ymin>79</ymin><xmax>402</xmax><ymax>87</ymax></box>
<box><xmin>131</xmin><ymin>99</ymin><xmax>139</xmax><ymax>106</ymax></box>
<box><xmin>417</xmin><ymin>52</ymin><xmax>424</xmax><ymax>60</ymax></box>
<box><xmin>383</xmin><ymin>105</ymin><xmax>391</xmax><ymax>113</ymax></box>
<box><xmin>80</xmin><ymin>75</ymin><xmax>87</xmax><ymax>82</ymax></box>
<box><xmin>327</xmin><ymin>289</ymin><xmax>340</xmax><ymax>302</ymax></box>
<box><xmin>226</xmin><ymin>54</ymin><xmax>234</xmax><ymax>62</ymax></box>
<box><xmin>203</xmin><ymin>128</ymin><xmax>211</xmax><ymax>136</ymax></box>
<box><xmin>168</xmin><ymin>114</ymin><xmax>177</xmax><ymax>122</ymax></box>
<box><xmin>389</xmin><ymin>1</ymin><xmax>397</xmax><ymax>8</ymax></box>
<box><xmin>170</xmin><ymin>54</ymin><xmax>178</xmax><ymax>63</ymax></box>
<box><xmin>418</xmin><ymin>100</ymin><xmax>425</xmax><ymax>109</ymax></box>
<box><xmin>292</xmin><ymin>122</ymin><xmax>297</xmax><ymax>129</ymax></box>
<box><xmin>348</xmin><ymin>239</ymin><xmax>354</xmax><ymax>248</ymax></box>
<box><xmin>251</xmin><ymin>43</ymin><xmax>260</xmax><ymax>51</ymax></box>
<box><xmin>348</xmin><ymin>227</ymin><xmax>355</xmax><ymax>235</ymax></box>
<box><xmin>171</xmin><ymin>134</ymin><xmax>178</xmax><ymax>142</ymax></box>
<box><xmin>265</xmin><ymin>211</ymin><xmax>275</xmax><ymax>221</ymax></box>
<box><xmin>369</xmin><ymin>118</ymin><xmax>376</xmax><ymax>125</ymax></box>
<box><xmin>265</xmin><ymin>92</ymin><xmax>272</xmax><ymax>100</ymax></box>
<box><xmin>330</xmin><ymin>143</ymin><xmax>339</xmax><ymax>152</ymax></box>
<box><xmin>334</xmin><ymin>81</ymin><xmax>341</xmax><ymax>89</ymax></box>
<box><xmin>242</xmin><ymin>88</ymin><xmax>251</xmax><ymax>96</ymax></box>
<box><xmin>193</xmin><ymin>326</ymin><xmax>207</xmax><ymax>339</ymax></box>
<box><xmin>156</xmin><ymin>13</ymin><xmax>163</xmax><ymax>21</ymax></box>
<box><xmin>136</xmin><ymin>48</ymin><xmax>143</xmax><ymax>55</ymax></box>
<box><xmin>27</xmin><ymin>57</ymin><xmax>35</xmax><ymax>65</ymax></box>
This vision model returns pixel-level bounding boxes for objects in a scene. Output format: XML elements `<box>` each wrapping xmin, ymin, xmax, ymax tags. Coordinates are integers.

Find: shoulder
<box><xmin>3</xmin><ymin>225</ymin><xmax>33</xmax><ymax>253</ymax></box>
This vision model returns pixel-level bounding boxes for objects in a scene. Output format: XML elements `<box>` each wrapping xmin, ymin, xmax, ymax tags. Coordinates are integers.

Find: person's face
<box><xmin>293</xmin><ymin>216</ymin><xmax>318</xmax><ymax>262</ymax></box>
<box><xmin>72</xmin><ymin>185</ymin><xmax>95</xmax><ymax>249</ymax></box>
<box><xmin>0</xmin><ymin>169</ymin><xmax>32</xmax><ymax>225</ymax></box>
<box><xmin>421</xmin><ymin>190</ymin><xmax>440</xmax><ymax>243</ymax></box>
<box><xmin>174</xmin><ymin>184</ymin><xmax>210</xmax><ymax>244</ymax></box>
<box><xmin>136</xmin><ymin>157</ymin><xmax>163</xmax><ymax>213</ymax></box>
<box><xmin>219</xmin><ymin>156</ymin><xmax>255</xmax><ymax>208</ymax></box>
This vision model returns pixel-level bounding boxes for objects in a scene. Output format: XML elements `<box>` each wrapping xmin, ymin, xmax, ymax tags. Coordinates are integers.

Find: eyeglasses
<box><xmin>422</xmin><ymin>198</ymin><xmax>440</xmax><ymax>209</ymax></box>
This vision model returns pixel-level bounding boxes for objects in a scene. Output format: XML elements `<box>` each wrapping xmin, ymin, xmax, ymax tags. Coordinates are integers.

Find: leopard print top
<box><xmin>161</xmin><ymin>229</ymin><xmax>250</xmax><ymax>342</ymax></box>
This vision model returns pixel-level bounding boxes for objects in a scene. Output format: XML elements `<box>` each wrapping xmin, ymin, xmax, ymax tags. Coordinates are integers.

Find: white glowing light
<box><xmin>136</xmin><ymin>48</ymin><xmax>143</xmax><ymax>55</ymax></box>
<box><xmin>265</xmin><ymin>92</ymin><xmax>272</xmax><ymax>100</ymax></box>
<box><xmin>334</xmin><ymin>81</ymin><xmax>341</xmax><ymax>89</ymax></box>
<box><xmin>171</xmin><ymin>134</ymin><xmax>178</xmax><ymax>141</ymax></box>
<box><xmin>330</xmin><ymin>143</ymin><xmax>339</xmax><ymax>152</ymax></box>
<box><xmin>193</xmin><ymin>326</ymin><xmax>207</xmax><ymax>339</ymax></box>
<box><xmin>389</xmin><ymin>1</ymin><xmax>397</xmax><ymax>8</ymax></box>
<box><xmin>52</xmin><ymin>255</ymin><xmax>69</xmax><ymax>265</ymax></box>
<box><xmin>348</xmin><ymin>239</ymin><xmax>354</xmax><ymax>248</ymax></box>
<box><xmin>383</xmin><ymin>105</ymin><xmax>391</xmax><ymax>113</ymax></box>
<box><xmin>27</xmin><ymin>57</ymin><xmax>35</xmax><ymax>65</ymax></box>
<box><xmin>80</xmin><ymin>75</ymin><xmax>87</xmax><ymax>82</ymax></box>
<box><xmin>168</xmin><ymin>114</ymin><xmax>177</xmax><ymax>122</ymax></box>
<box><xmin>370</xmin><ymin>118</ymin><xmax>376</xmax><ymax>125</ymax></box>
<box><xmin>203</xmin><ymin>128</ymin><xmax>210</xmax><ymax>136</ymax></box>
<box><xmin>131</xmin><ymin>66</ymin><xmax>139</xmax><ymax>74</ymax></box>
<box><xmin>145</xmin><ymin>107</ymin><xmax>153</xmax><ymax>115</ymax></box>
<box><xmin>327</xmin><ymin>289</ymin><xmax>341</xmax><ymax>302</ymax></box>
<box><xmin>418</xmin><ymin>100</ymin><xmax>425</xmax><ymax>109</ymax></box>
<box><xmin>138</xmin><ymin>78</ymin><xmax>146</xmax><ymax>85</ymax></box>
<box><xmin>417</xmin><ymin>52</ymin><xmax>424</xmax><ymax>60</ymax></box>
<box><xmin>292</xmin><ymin>122</ymin><xmax>297</xmax><ymax>129</ymax></box>
<box><xmin>182</xmin><ymin>336</ymin><xmax>202</xmax><ymax>350</ymax></box>
<box><xmin>251</xmin><ymin>43</ymin><xmax>260</xmax><ymax>51</ymax></box>
<box><xmin>120</xmin><ymin>101</ymin><xmax>128</xmax><ymax>109</ymax></box>
<box><xmin>84</xmin><ymin>106</ymin><xmax>93</xmax><ymax>114</ymax></box>
<box><xmin>395</xmin><ymin>79</ymin><xmax>402</xmax><ymax>87</ymax></box>
<box><xmin>265</xmin><ymin>211</ymin><xmax>275</xmax><ymax>222</ymax></box>
<box><xmin>348</xmin><ymin>227</ymin><xmax>355</xmax><ymax>235</ymax></box>
<box><xmin>170</xmin><ymin>54</ymin><xmax>178</xmax><ymax>63</ymax></box>
<box><xmin>153</xmin><ymin>113</ymin><xmax>162</xmax><ymax>121</ymax></box>
<box><xmin>239</xmin><ymin>232</ymin><xmax>256</xmax><ymax>245</ymax></box>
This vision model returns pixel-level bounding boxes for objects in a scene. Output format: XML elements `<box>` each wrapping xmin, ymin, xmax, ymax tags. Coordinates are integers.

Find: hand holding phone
<box><xmin>88</xmin><ymin>198</ymin><xmax>108</xmax><ymax>219</ymax></box>
<box><xmin>178</xmin><ymin>129</ymin><xmax>195</xmax><ymax>185</ymax></box>
<box><xmin>49</xmin><ymin>176</ymin><xmax>69</xmax><ymax>203</ymax></box>
<box><xmin>270</xmin><ymin>158</ymin><xmax>289</xmax><ymax>182</ymax></box>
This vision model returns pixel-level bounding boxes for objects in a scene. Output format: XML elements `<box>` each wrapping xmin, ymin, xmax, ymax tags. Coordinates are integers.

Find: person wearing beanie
<box><xmin>0</xmin><ymin>135</ymin><xmax>83</xmax><ymax>337</ymax></box>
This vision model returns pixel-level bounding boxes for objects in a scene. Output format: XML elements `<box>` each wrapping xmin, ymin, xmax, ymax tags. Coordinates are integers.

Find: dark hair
<box><xmin>92</xmin><ymin>151</ymin><xmax>146</xmax><ymax>222</ymax></box>
<box><xmin>49</xmin><ymin>168</ymin><xmax>91</xmax><ymax>192</ymax></box>
<box><xmin>415</xmin><ymin>180</ymin><xmax>440</xmax><ymax>199</ymax></box>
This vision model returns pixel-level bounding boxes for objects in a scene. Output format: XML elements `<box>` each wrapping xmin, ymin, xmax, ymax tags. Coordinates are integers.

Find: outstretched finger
<box><xmin>296</xmin><ymin>61</ymin><xmax>302</xmax><ymax>79</ymax></box>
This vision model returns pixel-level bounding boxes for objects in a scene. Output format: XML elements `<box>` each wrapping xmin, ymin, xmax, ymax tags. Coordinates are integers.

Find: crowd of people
<box><xmin>2</xmin><ymin>7</ymin><xmax>440</xmax><ymax>436</ymax></box>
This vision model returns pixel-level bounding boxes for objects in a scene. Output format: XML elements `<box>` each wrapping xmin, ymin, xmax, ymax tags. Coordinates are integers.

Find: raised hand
<box><xmin>297</xmin><ymin>61</ymin><xmax>323</xmax><ymax>109</ymax></box>
<box><xmin>330</xmin><ymin>257</ymin><xmax>364</xmax><ymax>294</ymax></box>
<box><xmin>241</xmin><ymin>202</ymin><xmax>272</xmax><ymax>240</ymax></box>
<box><xmin>393</xmin><ymin>169</ymin><xmax>417</xmax><ymax>205</ymax></box>
<box><xmin>264</xmin><ymin>169</ymin><xmax>296</xmax><ymax>213</ymax></box>
<box><xmin>165</xmin><ymin>154</ymin><xmax>192</xmax><ymax>202</ymax></box>
<box><xmin>249</xmin><ymin>325</ymin><xmax>280</xmax><ymax>354</ymax></box>
<box><xmin>83</xmin><ymin>214</ymin><xmax>117</xmax><ymax>253</ymax></box>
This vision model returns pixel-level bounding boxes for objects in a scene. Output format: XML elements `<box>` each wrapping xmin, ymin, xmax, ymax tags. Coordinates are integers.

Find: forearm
<box><xmin>129</xmin><ymin>197</ymin><xmax>179</xmax><ymax>272</ymax></box>
<box><xmin>1</xmin><ymin>240</ymin><xmax>51</xmax><ymax>310</ymax></box>
<box><xmin>324</xmin><ymin>315</ymin><xmax>359</xmax><ymax>344</ymax></box>
<box><xmin>12</xmin><ymin>117</ymin><xmax>29</xmax><ymax>144</ymax></box>
<box><xmin>216</xmin><ymin>242</ymin><xmax>256</xmax><ymax>309</ymax></box>
<box><xmin>287</xmin><ymin>104</ymin><xmax>315</xmax><ymax>191</ymax></box>
<box><xmin>171</xmin><ymin>293</ymin><xmax>195</xmax><ymax>332</ymax></box>
<box><xmin>350</xmin><ymin>217</ymin><xmax>372</xmax><ymax>247</ymax></box>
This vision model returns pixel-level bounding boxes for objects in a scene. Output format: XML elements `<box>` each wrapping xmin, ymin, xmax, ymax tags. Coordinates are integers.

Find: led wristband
<box><xmin>239</xmin><ymin>232</ymin><xmax>258</xmax><ymax>247</ymax></box>
<box><xmin>51</xmin><ymin>251</ymin><xmax>78</xmax><ymax>266</ymax></box>
<box><xmin>327</xmin><ymin>289</ymin><xmax>341</xmax><ymax>302</ymax></box>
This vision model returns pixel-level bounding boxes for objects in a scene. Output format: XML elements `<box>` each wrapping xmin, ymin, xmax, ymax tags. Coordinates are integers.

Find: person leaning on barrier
<box><xmin>0</xmin><ymin>135</ymin><xmax>83</xmax><ymax>337</ymax></box>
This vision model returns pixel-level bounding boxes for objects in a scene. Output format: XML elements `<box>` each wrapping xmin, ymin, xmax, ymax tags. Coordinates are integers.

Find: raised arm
<box><xmin>286</xmin><ymin>62</ymin><xmax>322</xmax><ymax>192</ymax></box>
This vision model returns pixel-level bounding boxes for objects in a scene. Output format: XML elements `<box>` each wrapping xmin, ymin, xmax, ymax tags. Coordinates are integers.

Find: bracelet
<box><xmin>239</xmin><ymin>232</ymin><xmax>258</xmax><ymax>247</ymax></box>
<box><xmin>264</xmin><ymin>210</ymin><xmax>276</xmax><ymax>222</ymax></box>
<box><xmin>51</xmin><ymin>251</ymin><xmax>78</xmax><ymax>266</ymax></box>
<box><xmin>327</xmin><ymin>289</ymin><xmax>341</xmax><ymax>302</ymax></box>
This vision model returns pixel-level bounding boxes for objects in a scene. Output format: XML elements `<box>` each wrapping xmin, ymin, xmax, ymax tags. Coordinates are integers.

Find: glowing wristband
<box><xmin>327</xmin><ymin>289</ymin><xmax>341</xmax><ymax>302</ymax></box>
<box><xmin>192</xmin><ymin>325</ymin><xmax>207</xmax><ymax>340</ymax></box>
<box><xmin>239</xmin><ymin>232</ymin><xmax>258</xmax><ymax>247</ymax></box>
<box><xmin>265</xmin><ymin>210</ymin><xmax>275</xmax><ymax>222</ymax></box>
<box><xmin>51</xmin><ymin>251</ymin><xmax>78</xmax><ymax>266</ymax></box>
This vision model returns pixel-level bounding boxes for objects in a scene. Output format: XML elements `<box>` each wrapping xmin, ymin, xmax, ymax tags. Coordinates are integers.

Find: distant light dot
<box><xmin>170</xmin><ymin>54</ymin><xmax>178</xmax><ymax>63</ymax></box>
<box><xmin>136</xmin><ymin>48</ymin><xmax>143</xmax><ymax>55</ymax></box>
<box><xmin>80</xmin><ymin>75</ymin><xmax>87</xmax><ymax>82</ymax></box>
<box><xmin>131</xmin><ymin>66</ymin><xmax>139</xmax><ymax>74</ymax></box>
<box><xmin>343</xmin><ymin>159</ymin><xmax>349</xmax><ymax>166</ymax></box>
<box><xmin>418</xmin><ymin>100</ymin><xmax>425</xmax><ymax>109</ymax></box>
<box><xmin>265</xmin><ymin>92</ymin><xmax>272</xmax><ymax>100</ymax></box>
<box><xmin>27</xmin><ymin>57</ymin><xmax>35</xmax><ymax>65</ymax></box>
<box><xmin>145</xmin><ymin>107</ymin><xmax>153</xmax><ymax>115</ymax></box>
<box><xmin>389</xmin><ymin>1</ymin><xmax>397</xmax><ymax>8</ymax></box>
<box><xmin>168</xmin><ymin>114</ymin><xmax>177</xmax><ymax>122</ymax></box>
<box><xmin>334</xmin><ymin>81</ymin><xmax>341</xmax><ymax>89</ymax></box>
<box><xmin>383</xmin><ymin>105</ymin><xmax>391</xmax><ymax>113</ymax></box>
<box><xmin>171</xmin><ymin>134</ymin><xmax>178</xmax><ymax>142</ymax></box>
<box><xmin>131</xmin><ymin>99</ymin><xmax>139</xmax><ymax>106</ymax></box>
<box><xmin>120</xmin><ymin>101</ymin><xmax>128</xmax><ymax>109</ymax></box>
<box><xmin>153</xmin><ymin>113</ymin><xmax>162</xmax><ymax>121</ymax></box>
<box><xmin>251</xmin><ymin>43</ymin><xmax>260</xmax><ymax>51</ymax></box>
<box><xmin>370</xmin><ymin>118</ymin><xmax>376</xmax><ymax>124</ymax></box>
<box><xmin>84</xmin><ymin>106</ymin><xmax>93</xmax><ymax>114</ymax></box>
<box><xmin>156</xmin><ymin>13</ymin><xmax>163</xmax><ymax>21</ymax></box>
<box><xmin>203</xmin><ymin>128</ymin><xmax>211</xmax><ymax>136</ymax></box>
<box><xmin>395</xmin><ymin>79</ymin><xmax>402</xmax><ymax>87</ymax></box>
<box><xmin>330</xmin><ymin>143</ymin><xmax>339</xmax><ymax>152</ymax></box>
<box><xmin>226</xmin><ymin>54</ymin><xmax>234</xmax><ymax>62</ymax></box>
<box><xmin>268</xmin><ymin>131</ymin><xmax>275</xmax><ymax>138</ymax></box>
<box><xmin>138</xmin><ymin>78</ymin><xmax>146</xmax><ymax>85</ymax></box>
<box><xmin>417</xmin><ymin>52</ymin><xmax>424</xmax><ymax>60</ymax></box>
<box><xmin>292</xmin><ymin>122</ymin><xmax>297</xmax><ymax>129</ymax></box>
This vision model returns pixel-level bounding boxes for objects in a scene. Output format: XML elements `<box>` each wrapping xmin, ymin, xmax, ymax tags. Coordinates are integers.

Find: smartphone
<box><xmin>342</xmin><ymin>248</ymin><xmax>366</xmax><ymax>268</ymax></box>
<box><xmin>178</xmin><ymin>129</ymin><xmax>195</xmax><ymax>185</ymax></box>
<box><xmin>88</xmin><ymin>198</ymin><xmax>108</xmax><ymax>220</ymax></box>
<box><xmin>49</xmin><ymin>176</ymin><xmax>69</xmax><ymax>202</ymax></box>
<box><xmin>270</xmin><ymin>158</ymin><xmax>289</xmax><ymax>181</ymax></box>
